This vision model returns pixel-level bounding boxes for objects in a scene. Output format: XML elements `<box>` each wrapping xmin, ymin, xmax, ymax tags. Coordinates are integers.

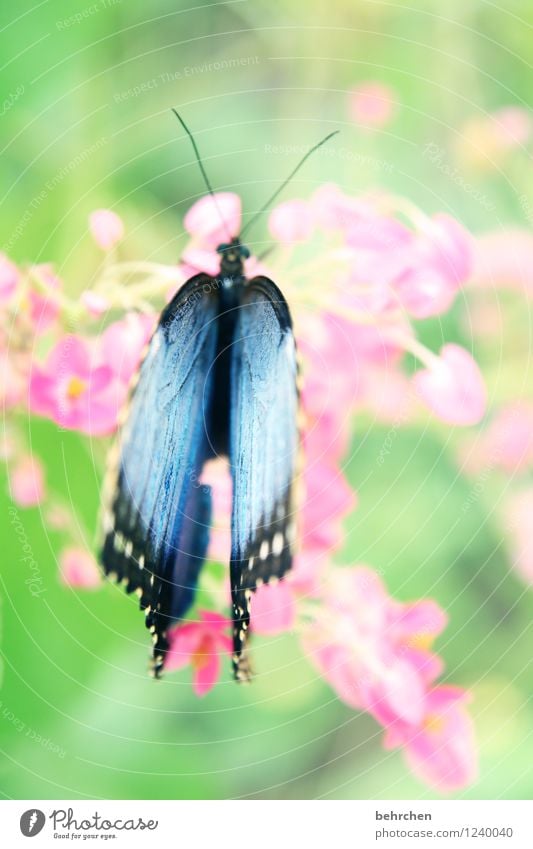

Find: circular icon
<box><xmin>20</xmin><ymin>809</ymin><xmax>46</xmax><ymax>837</ymax></box>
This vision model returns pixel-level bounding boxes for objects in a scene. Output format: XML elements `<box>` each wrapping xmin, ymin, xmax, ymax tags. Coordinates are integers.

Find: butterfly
<box><xmin>100</xmin><ymin>112</ymin><xmax>338</xmax><ymax>680</ymax></box>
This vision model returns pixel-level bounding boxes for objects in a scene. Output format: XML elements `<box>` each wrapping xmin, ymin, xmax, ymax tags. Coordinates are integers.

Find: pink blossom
<box><xmin>301</xmin><ymin>459</ymin><xmax>357</xmax><ymax>554</ymax></box>
<box><xmin>28</xmin><ymin>265</ymin><xmax>61</xmax><ymax>334</ymax></box>
<box><xmin>311</xmin><ymin>183</ymin><xmax>371</xmax><ymax>231</ymax></box>
<box><xmin>180</xmin><ymin>246</ymin><xmax>220</xmax><ymax>277</ymax></box>
<box><xmin>29</xmin><ymin>335</ymin><xmax>122</xmax><ymax>435</ymax></box>
<box><xmin>289</xmin><ymin>550</ymin><xmax>329</xmax><ymax>596</ymax></box>
<box><xmin>386</xmin><ymin>599</ymin><xmax>448</xmax><ymax>689</ymax></box>
<box><xmin>298</xmin><ymin>312</ymin><xmax>361</xmax><ymax>463</ymax></box>
<box><xmin>359</xmin><ymin>366</ymin><xmax>413</xmax><ymax>423</ymax></box>
<box><xmin>0</xmin><ymin>253</ymin><xmax>20</xmax><ymax>303</ymax></box>
<box><xmin>60</xmin><ymin>547</ymin><xmax>101</xmax><ymax>588</ymax></box>
<box><xmin>81</xmin><ymin>291</ymin><xmax>110</xmax><ymax>317</ymax></box>
<box><xmin>269</xmin><ymin>200</ymin><xmax>315</xmax><ymax>244</ymax></box>
<box><xmin>489</xmin><ymin>106</ymin><xmax>532</xmax><ymax>150</ymax></box>
<box><xmin>393</xmin><ymin>215</ymin><xmax>472</xmax><ymax>318</ymax></box>
<box><xmin>474</xmin><ymin>403</ymin><xmax>533</xmax><ymax>475</ymax></box>
<box><xmin>504</xmin><ymin>489</ymin><xmax>533</xmax><ymax>584</ymax></box>
<box><xmin>166</xmin><ymin>610</ymin><xmax>232</xmax><ymax>696</ymax></box>
<box><xmin>183</xmin><ymin>193</ymin><xmax>241</xmax><ymax>247</ymax></box>
<box><xmin>473</xmin><ymin>230</ymin><xmax>533</xmax><ymax>297</ymax></box>
<box><xmin>413</xmin><ymin>344</ymin><xmax>487</xmax><ymax>426</ymax></box>
<box><xmin>201</xmin><ymin>458</ymin><xmax>232</xmax><ymax>565</ymax></box>
<box><xmin>0</xmin><ymin>351</ymin><xmax>27</xmax><ymax>409</ymax></box>
<box><xmin>89</xmin><ymin>209</ymin><xmax>124</xmax><ymax>251</ymax></box>
<box><xmin>349</xmin><ymin>82</ymin><xmax>396</xmax><ymax>129</ymax></box>
<box><xmin>252</xmin><ymin>581</ymin><xmax>296</xmax><ymax>635</ymax></box>
<box><xmin>384</xmin><ymin>686</ymin><xmax>478</xmax><ymax>793</ymax></box>
<box><xmin>100</xmin><ymin>312</ymin><xmax>155</xmax><ymax>385</ymax></box>
<box><xmin>10</xmin><ymin>455</ymin><xmax>45</xmax><ymax>507</ymax></box>
<box><xmin>303</xmin><ymin>568</ymin><xmax>428</xmax><ymax>725</ymax></box>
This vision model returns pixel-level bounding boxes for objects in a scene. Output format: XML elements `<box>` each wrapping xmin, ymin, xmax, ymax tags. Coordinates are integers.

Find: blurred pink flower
<box><xmin>359</xmin><ymin>366</ymin><xmax>413</xmax><ymax>423</ymax></box>
<box><xmin>413</xmin><ymin>344</ymin><xmax>486</xmax><ymax>426</ymax></box>
<box><xmin>471</xmin><ymin>403</ymin><xmax>533</xmax><ymax>475</ymax></box>
<box><xmin>28</xmin><ymin>265</ymin><xmax>61</xmax><ymax>334</ymax></box>
<box><xmin>384</xmin><ymin>686</ymin><xmax>477</xmax><ymax>793</ymax></box>
<box><xmin>303</xmin><ymin>568</ymin><xmax>428</xmax><ymax>725</ymax></box>
<box><xmin>386</xmin><ymin>599</ymin><xmax>448</xmax><ymax>688</ymax></box>
<box><xmin>89</xmin><ymin>209</ymin><xmax>124</xmax><ymax>251</ymax></box>
<box><xmin>10</xmin><ymin>455</ymin><xmax>45</xmax><ymax>507</ymax></box>
<box><xmin>504</xmin><ymin>488</ymin><xmax>533</xmax><ymax>584</ymax></box>
<box><xmin>180</xmin><ymin>246</ymin><xmax>220</xmax><ymax>277</ymax></box>
<box><xmin>252</xmin><ymin>581</ymin><xmax>296</xmax><ymax>635</ymax></box>
<box><xmin>0</xmin><ymin>351</ymin><xmax>27</xmax><ymax>409</ymax></box>
<box><xmin>311</xmin><ymin>183</ymin><xmax>371</xmax><ymax>231</ymax></box>
<box><xmin>301</xmin><ymin>459</ymin><xmax>356</xmax><ymax>554</ymax></box>
<box><xmin>60</xmin><ymin>547</ymin><xmax>101</xmax><ymax>588</ymax></box>
<box><xmin>473</xmin><ymin>230</ymin><xmax>533</xmax><ymax>296</ymax></box>
<box><xmin>201</xmin><ymin>458</ymin><xmax>232</xmax><ymax>565</ymax></box>
<box><xmin>0</xmin><ymin>253</ymin><xmax>20</xmax><ymax>303</ymax></box>
<box><xmin>166</xmin><ymin>610</ymin><xmax>232</xmax><ymax>696</ymax></box>
<box><xmin>184</xmin><ymin>192</ymin><xmax>241</xmax><ymax>247</ymax></box>
<box><xmin>349</xmin><ymin>82</ymin><xmax>396</xmax><ymax>129</ymax></box>
<box><xmin>489</xmin><ymin>106</ymin><xmax>532</xmax><ymax>150</ymax></box>
<box><xmin>29</xmin><ymin>335</ymin><xmax>122</xmax><ymax>435</ymax></box>
<box><xmin>81</xmin><ymin>291</ymin><xmax>110</xmax><ymax>317</ymax></box>
<box><xmin>100</xmin><ymin>312</ymin><xmax>155</xmax><ymax>384</ymax></box>
<box><xmin>269</xmin><ymin>200</ymin><xmax>315</xmax><ymax>244</ymax></box>
<box><xmin>392</xmin><ymin>215</ymin><xmax>472</xmax><ymax>318</ymax></box>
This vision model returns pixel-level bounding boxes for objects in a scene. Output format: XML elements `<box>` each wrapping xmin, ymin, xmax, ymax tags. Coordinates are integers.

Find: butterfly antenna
<box><xmin>240</xmin><ymin>130</ymin><xmax>339</xmax><ymax>239</ymax></box>
<box><xmin>171</xmin><ymin>108</ymin><xmax>232</xmax><ymax>241</ymax></box>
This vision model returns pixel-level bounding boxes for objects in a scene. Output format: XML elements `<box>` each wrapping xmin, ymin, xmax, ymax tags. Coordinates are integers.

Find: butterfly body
<box><xmin>101</xmin><ymin>234</ymin><xmax>299</xmax><ymax>680</ymax></box>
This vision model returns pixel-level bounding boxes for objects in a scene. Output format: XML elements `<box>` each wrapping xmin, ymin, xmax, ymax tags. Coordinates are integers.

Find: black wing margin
<box><xmin>229</xmin><ymin>276</ymin><xmax>299</xmax><ymax>680</ymax></box>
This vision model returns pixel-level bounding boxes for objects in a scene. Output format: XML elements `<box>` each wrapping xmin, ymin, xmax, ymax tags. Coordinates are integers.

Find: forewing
<box><xmin>101</xmin><ymin>274</ymin><xmax>219</xmax><ymax>675</ymax></box>
<box><xmin>229</xmin><ymin>276</ymin><xmax>299</xmax><ymax>680</ymax></box>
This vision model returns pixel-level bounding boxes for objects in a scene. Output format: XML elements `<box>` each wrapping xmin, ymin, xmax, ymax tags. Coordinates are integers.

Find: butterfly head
<box><xmin>217</xmin><ymin>237</ymin><xmax>250</xmax><ymax>278</ymax></box>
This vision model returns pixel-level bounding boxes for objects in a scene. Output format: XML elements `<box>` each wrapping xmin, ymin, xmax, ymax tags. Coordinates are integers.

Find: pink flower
<box><xmin>100</xmin><ymin>312</ymin><xmax>155</xmax><ymax>385</ymax></box>
<box><xmin>504</xmin><ymin>489</ymin><xmax>533</xmax><ymax>584</ymax></box>
<box><xmin>60</xmin><ymin>547</ymin><xmax>101</xmax><ymax>588</ymax></box>
<box><xmin>81</xmin><ymin>291</ymin><xmax>110</xmax><ymax>317</ymax></box>
<box><xmin>89</xmin><ymin>209</ymin><xmax>124</xmax><ymax>251</ymax></box>
<box><xmin>413</xmin><ymin>344</ymin><xmax>486</xmax><ymax>426</ymax></box>
<box><xmin>301</xmin><ymin>460</ymin><xmax>356</xmax><ymax>554</ymax></box>
<box><xmin>393</xmin><ymin>215</ymin><xmax>472</xmax><ymax>318</ymax></box>
<box><xmin>303</xmin><ymin>568</ymin><xmax>429</xmax><ymax>726</ymax></box>
<box><xmin>489</xmin><ymin>106</ymin><xmax>532</xmax><ymax>150</ymax></box>
<box><xmin>0</xmin><ymin>351</ymin><xmax>27</xmax><ymax>409</ymax></box>
<box><xmin>9</xmin><ymin>455</ymin><xmax>45</xmax><ymax>507</ymax></box>
<box><xmin>0</xmin><ymin>253</ymin><xmax>20</xmax><ymax>303</ymax></box>
<box><xmin>473</xmin><ymin>403</ymin><xmax>533</xmax><ymax>475</ymax></box>
<box><xmin>311</xmin><ymin>183</ymin><xmax>371</xmax><ymax>231</ymax></box>
<box><xmin>166</xmin><ymin>610</ymin><xmax>232</xmax><ymax>696</ymax></box>
<box><xmin>184</xmin><ymin>192</ymin><xmax>241</xmax><ymax>247</ymax></box>
<box><xmin>386</xmin><ymin>599</ymin><xmax>448</xmax><ymax>689</ymax></box>
<box><xmin>29</xmin><ymin>335</ymin><xmax>122</xmax><ymax>435</ymax></box>
<box><xmin>28</xmin><ymin>265</ymin><xmax>61</xmax><ymax>334</ymax></box>
<box><xmin>252</xmin><ymin>581</ymin><xmax>296</xmax><ymax>635</ymax></box>
<box><xmin>473</xmin><ymin>230</ymin><xmax>533</xmax><ymax>297</ymax></box>
<box><xmin>349</xmin><ymin>82</ymin><xmax>396</xmax><ymax>129</ymax></box>
<box><xmin>269</xmin><ymin>200</ymin><xmax>315</xmax><ymax>244</ymax></box>
<box><xmin>384</xmin><ymin>686</ymin><xmax>478</xmax><ymax>793</ymax></box>
<box><xmin>180</xmin><ymin>246</ymin><xmax>220</xmax><ymax>277</ymax></box>
<box><xmin>201</xmin><ymin>458</ymin><xmax>232</xmax><ymax>565</ymax></box>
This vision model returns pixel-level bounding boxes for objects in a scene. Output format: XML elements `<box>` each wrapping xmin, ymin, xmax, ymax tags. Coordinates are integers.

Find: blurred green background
<box><xmin>1</xmin><ymin>0</ymin><xmax>532</xmax><ymax>799</ymax></box>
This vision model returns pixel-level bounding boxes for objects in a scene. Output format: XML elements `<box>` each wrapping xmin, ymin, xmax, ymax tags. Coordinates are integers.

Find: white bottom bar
<box><xmin>1</xmin><ymin>800</ymin><xmax>532</xmax><ymax>848</ymax></box>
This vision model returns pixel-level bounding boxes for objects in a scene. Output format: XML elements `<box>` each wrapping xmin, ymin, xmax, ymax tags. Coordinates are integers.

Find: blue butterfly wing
<box><xmin>101</xmin><ymin>274</ymin><xmax>218</xmax><ymax>676</ymax></box>
<box><xmin>229</xmin><ymin>276</ymin><xmax>299</xmax><ymax>679</ymax></box>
